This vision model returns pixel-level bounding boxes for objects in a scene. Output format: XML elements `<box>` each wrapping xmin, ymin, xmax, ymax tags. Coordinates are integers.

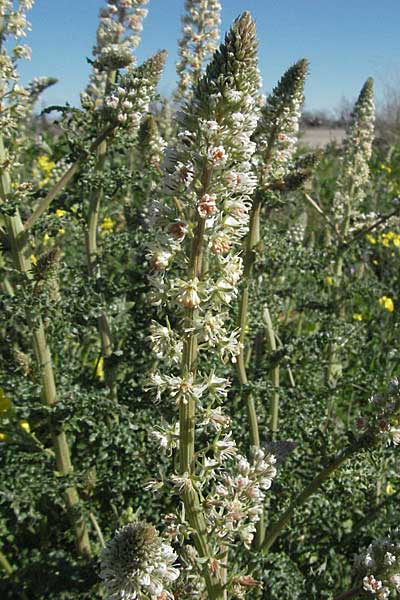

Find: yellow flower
<box><xmin>325</xmin><ymin>276</ymin><xmax>333</xmax><ymax>286</ymax></box>
<box><xmin>379</xmin><ymin>163</ymin><xmax>392</xmax><ymax>173</ymax></box>
<box><xmin>55</xmin><ymin>208</ymin><xmax>67</xmax><ymax>218</ymax></box>
<box><xmin>58</xmin><ymin>228</ymin><xmax>65</xmax><ymax>236</ymax></box>
<box><xmin>393</xmin><ymin>235</ymin><xmax>400</xmax><ymax>248</ymax></box>
<box><xmin>0</xmin><ymin>432</ymin><xmax>7</xmax><ymax>442</ymax></box>
<box><xmin>30</xmin><ymin>254</ymin><xmax>37</xmax><ymax>266</ymax></box>
<box><xmin>365</xmin><ymin>233</ymin><xmax>376</xmax><ymax>245</ymax></box>
<box><xmin>95</xmin><ymin>357</ymin><xmax>104</xmax><ymax>381</ymax></box>
<box><xmin>0</xmin><ymin>389</ymin><xmax>12</xmax><ymax>416</ymax></box>
<box><xmin>380</xmin><ymin>234</ymin><xmax>390</xmax><ymax>247</ymax></box>
<box><xmin>19</xmin><ymin>420</ymin><xmax>30</xmax><ymax>433</ymax></box>
<box><xmin>379</xmin><ymin>296</ymin><xmax>394</xmax><ymax>312</ymax></box>
<box><xmin>352</xmin><ymin>313</ymin><xmax>363</xmax><ymax>321</ymax></box>
<box><xmin>37</xmin><ymin>155</ymin><xmax>56</xmax><ymax>176</ymax></box>
<box><xmin>386</xmin><ymin>482</ymin><xmax>396</xmax><ymax>496</ymax></box>
<box><xmin>100</xmin><ymin>217</ymin><xmax>115</xmax><ymax>234</ymax></box>
<box><xmin>35</xmin><ymin>155</ymin><xmax>56</xmax><ymax>187</ymax></box>
<box><xmin>373</xmin><ymin>259</ymin><xmax>379</xmax><ymax>265</ymax></box>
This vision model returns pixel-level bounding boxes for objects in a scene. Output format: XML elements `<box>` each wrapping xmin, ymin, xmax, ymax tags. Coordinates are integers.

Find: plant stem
<box><xmin>23</xmin><ymin>123</ymin><xmax>116</xmax><ymax>232</ymax></box>
<box><xmin>85</xmin><ymin>72</ymin><xmax>119</xmax><ymax>407</ymax></box>
<box><xmin>264</xmin><ymin>305</ymin><xmax>280</xmax><ymax>438</ymax></box>
<box><xmin>327</xmin><ymin>187</ymin><xmax>353</xmax><ymax>389</ymax></box>
<box><xmin>261</xmin><ymin>438</ymin><xmax>366</xmax><ymax>554</ymax></box>
<box><xmin>0</xmin><ymin>548</ymin><xmax>13</xmax><ymax>576</ymax></box>
<box><xmin>0</xmin><ymin>548</ymin><xmax>28</xmax><ymax>600</ymax></box>
<box><xmin>89</xmin><ymin>512</ymin><xmax>106</xmax><ymax>548</ymax></box>
<box><xmin>333</xmin><ymin>587</ymin><xmax>362</xmax><ymax>600</ymax></box>
<box><xmin>178</xmin><ymin>173</ymin><xmax>225</xmax><ymax>598</ymax></box>
<box><xmin>4</xmin><ymin>211</ymin><xmax>92</xmax><ymax>556</ymax></box>
<box><xmin>236</xmin><ymin>198</ymin><xmax>265</xmax><ymax>548</ymax></box>
<box><xmin>237</xmin><ymin>198</ymin><xmax>262</xmax><ymax>444</ymax></box>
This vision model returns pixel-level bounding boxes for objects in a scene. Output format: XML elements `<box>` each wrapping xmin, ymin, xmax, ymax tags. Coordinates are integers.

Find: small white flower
<box><xmin>363</xmin><ymin>574</ymin><xmax>383</xmax><ymax>593</ymax></box>
<box><xmin>207</xmin><ymin>145</ymin><xmax>227</xmax><ymax>165</ymax></box>
<box><xmin>176</xmin><ymin>277</ymin><xmax>201</xmax><ymax>308</ymax></box>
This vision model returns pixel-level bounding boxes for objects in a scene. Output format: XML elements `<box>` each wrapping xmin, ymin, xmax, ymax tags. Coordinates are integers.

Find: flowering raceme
<box><xmin>333</xmin><ymin>77</ymin><xmax>375</xmax><ymax>226</ymax></box>
<box><xmin>144</xmin><ymin>12</ymin><xmax>277</xmax><ymax>597</ymax></box>
<box><xmin>175</xmin><ymin>0</ymin><xmax>221</xmax><ymax>102</ymax></box>
<box><xmin>83</xmin><ymin>0</ymin><xmax>149</xmax><ymax>106</ymax></box>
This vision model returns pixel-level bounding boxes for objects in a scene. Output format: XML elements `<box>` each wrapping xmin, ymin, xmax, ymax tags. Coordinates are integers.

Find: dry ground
<box><xmin>300</xmin><ymin>127</ymin><xmax>346</xmax><ymax>147</ymax></box>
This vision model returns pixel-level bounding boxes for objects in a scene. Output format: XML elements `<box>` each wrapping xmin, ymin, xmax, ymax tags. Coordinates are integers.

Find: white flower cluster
<box><xmin>334</xmin><ymin>78</ymin><xmax>375</xmax><ymax>224</ymax></box>
<box><xmin>103</xmin><ymin>51</ymin><xmax>166</xmax><ymax>126</ymax></box>
<box><xmin>0</xmin><ymin>0</ymin><xmax>35</xmax><ymax>137</ymax></box>
<box><xmin>357</xmin><ymin>377</ymin><xmax>400</xmax><ymax>447</ymax></box>
<box><xmin>254</xmin><ymin>59</ymin><xmax>307</xmax><ymax>186</ymax></box>
<box><xmin>207</xmin><ymin>448</ymin><xmax>277</xmax><ymax>548</ymax></box>
<box><xmin>175</xmin><ymin>0</ymin><xmax>221</xmax><ymax>102</ymax></box>
<box><xmin>354</xmin><ymin>531</ymin><xmax>400</xmax><ymax>599</ymax></box>
<box><xmin>84</xmin><ymin>0</ymin><xmax>149</xmax><ymax>103</ymax></box>
<box><xmin>164</xmin><ymin>446</ymin><xmax>276</xmax><ymax>553</ymax></box>
<box><xmin>100</xmin><ymin>521</ymin><xmax>179</xmax><ymax>600</ymax></box>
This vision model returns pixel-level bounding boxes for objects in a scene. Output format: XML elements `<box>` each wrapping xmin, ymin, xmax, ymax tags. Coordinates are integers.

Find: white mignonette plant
<box><xmin>145</xmin><ymin>11</ymin><xmax>276</xmax><ymax>600</ymax></box>
<box><xmin>174</xmin><ymin>0</ymin><xmax>222</xmax><ymax>103</ymax></box>
<box><xmin>83</xmin><ymin>0</ymin><xmax>150</xmax><ymax>107</ymax></box>
<box><xmin>333</xmin><ymin>77</ymin><xmax>375</xmax><ymax>233</ymax></box>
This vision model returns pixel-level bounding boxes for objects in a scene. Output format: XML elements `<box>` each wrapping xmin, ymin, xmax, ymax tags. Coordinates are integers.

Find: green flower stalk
<box><xmin>0</xmin><ymin>0</ymin><xmax>91</xmax><ymax>556</ymax></box>
<box><xmin>327</xmin><ymin>78</ymin><xmax>375</xmax><ymax>387</ymax></box>
<box><xmin>236</xmin><ymin>59</ymin><xmax>307</xmax><ymax>451</ymax></box>
<box><xmin>174</xmin><ymin>0</ymin><xmax>221</xmax><ymax>103</ymax></box>
<box><xmin>85</xmin><ymin>49</ymin><xmax>166</xmax><ymax>406</ymax></box>
<box><xmin>144</xmin><ymin>12</ymin><xmax>277</xmax><ymax>598</ymax></box>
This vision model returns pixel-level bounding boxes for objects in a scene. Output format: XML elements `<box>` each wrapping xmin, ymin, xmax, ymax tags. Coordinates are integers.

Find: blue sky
<box><xmin>18</xmin><ymin>0</ymin><xmax>400</xmax><ymax>114</ymax></box>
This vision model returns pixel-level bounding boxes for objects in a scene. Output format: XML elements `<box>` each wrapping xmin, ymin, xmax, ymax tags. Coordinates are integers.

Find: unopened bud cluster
<box><xmin>254</xmin><ymin>59</ymin><xmax>307</xmax><ymax>187</ymax></box>
<box><xmin>102</xmin><ymin>51</ymin><xmax>166</xmax><ymax>126</ymax></box>
<box><xmin>355</xmin><ymin>377</ymin><xmax>400</xmax><ymax>446</ymax></box>
<box><xmin>334</xmin><ymin>78</ymin><xmax>375</xmax><ymax>223</ymax></box>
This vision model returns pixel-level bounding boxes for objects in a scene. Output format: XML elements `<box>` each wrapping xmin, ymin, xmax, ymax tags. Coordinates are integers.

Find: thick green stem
<box><xmin>264</xmin><ymin>305</ymin><xmax>280</xmax><ymax>438</ymax></box>
<box><xmin>327</xmin><ymin>190</ymin><xmax>353</xmax><ymax>389</ymax></box>
<box><xmin>0</xmin><ymin>548</ymin><xmax>28</xmax><ymax>600</ymax></box>
<box><xmin>4</xmin><ymin>210</ymin><xmax>91</xmax><ymax>557</ymax></box>
<box><xmin>333</xmin><ymin>588</ymin><xmax>362</xmax><ymax>600</ymax></box>
<box><xmin>261</xmin><ymin>440</ymin><xmax>364</xmax><ymax>554</ymax></box>
<box><xmin>85</xmin><ymin>72</ymin><xmax>119</xmax><ymax>406</ymax></box>
<box><xmin>236</xmin><ymin>200</ymin><xmax>262</xmax><ymax>444</ymax></box>
<box><xmin>236</xmin><ymin>199</ymin><xmax>264</xmax><ymax>549</ymax></box>
<box><xmin>0</xmin><ymin>548</ymin><xmax>13</xmax><ymax>576</ymax></box>
<box><xmin>178</xmin><ymin>182</ymin><xmax>225</xmax><ymax>598</ymax></box>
